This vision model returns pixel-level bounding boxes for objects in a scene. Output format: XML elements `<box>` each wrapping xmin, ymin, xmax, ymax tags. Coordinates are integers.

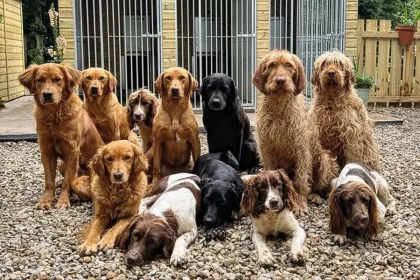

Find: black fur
<box><xmin>199</xmin><ymin>73</ymin><xmax>260</xmax><ymax>174</ymax></box>
<box><xmin>193</xmin><ymin>154</ymin><xmax>244</xmax><ymax>240</ymax></box>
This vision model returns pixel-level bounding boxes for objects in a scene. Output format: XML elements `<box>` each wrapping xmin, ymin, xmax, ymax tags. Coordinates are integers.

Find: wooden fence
<box><xmin>357</xmin><ymin>19</ymin><xmax>420</xmax><ymax>103</ymax></box>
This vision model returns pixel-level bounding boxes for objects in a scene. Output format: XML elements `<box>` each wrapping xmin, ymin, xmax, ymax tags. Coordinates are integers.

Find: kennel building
<box><xmin>59</xmin><ymin>0</ymin><xmax>358</xmax><ymax>110</ymax></box>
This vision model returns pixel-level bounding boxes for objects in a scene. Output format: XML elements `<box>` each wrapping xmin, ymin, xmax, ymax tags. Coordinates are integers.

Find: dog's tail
<box><xmin>71</xmin><ymin>176</ymin><xmax>92</xmax><ymax>201</ymax></box>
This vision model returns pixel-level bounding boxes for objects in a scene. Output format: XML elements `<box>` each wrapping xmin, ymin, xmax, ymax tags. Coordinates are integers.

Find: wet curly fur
<box><xmin>253</xmin><ymin>50</ymin><xmax>338</xmax><ymax>212</ymax></box>
<box><xmin>310</xmin><ymin>51</ymin><xmax>381</xmax><ymax>170</ymax></box>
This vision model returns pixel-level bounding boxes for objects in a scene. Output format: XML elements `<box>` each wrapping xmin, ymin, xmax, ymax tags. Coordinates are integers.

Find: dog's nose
<box><xmin>91</xmin><ymin>86</ymin><xmax>99</xmax><ymax>94</ymax></box>
<box><xmin>212</xmin><ymin>99</ymin><xmax>221</xmax><ymax>107</ymax></box>
<box><xmin>359</xmin><ymin>215</ymin><xmax>369</xmax><ymax>224</ymax></box>
<box><xmin>133</xmin><ymin>112</ymin><xmax>143</xmax><ymax>120</ymax></box>
<box><xmin>269</xmin><ymin>198</ymin><xmax>279</xmax><ymax>208</ymax></box>
<box><xmin>203</xmin><ymin>216</ymin><xmax>216</xmax><ymax>227</ymax></box>
<box><xmin>171</xmin><ymin>88</ymin><xmax>179</xmax><ymax>97</ymax></box>
<box><xmin>275</xmin><ymin>76</ymin><xmax>286</xmax><ymax>86</ymax></box>
<box><xmin>43</xmin><ymin>91</ymin><xmax>53</xmax><ymax>100</ymax></box>
<box><xmin>328</xmin><ymin>71</ymin><xmax>335</xmax><ymax>77</ymax></box>
<box><xmin>125</xmin><ymin>252</ymin><xmax>140</xmax><ymax>266</ymax></box>
<box><xmin>113</xmin><ymin>172</ymin><xmax>124</xmax><ymax>180</ymax></box>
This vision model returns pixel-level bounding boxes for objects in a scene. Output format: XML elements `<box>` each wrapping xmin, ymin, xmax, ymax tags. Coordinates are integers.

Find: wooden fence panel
<box><xmin>364</xmin><ymin>20</ymin><xmax>378</xmax><ymax>96</ymax></box>
<box><xmin>415</xmin><ymin>22</ymin><xmax>420</xmax><ymax>96</ymax></box>
<box><xmin>402</xmin><ymin>44</ymin><xmax>415</xmax><ymax>96</ymax></box>
<box><xmin>377</xmin><ymin>21</ymin><xmax>391</xmax><ymax>97</ymax></box>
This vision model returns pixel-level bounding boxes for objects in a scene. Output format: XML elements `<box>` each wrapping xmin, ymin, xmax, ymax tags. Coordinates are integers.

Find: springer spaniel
<box><xmin>116</xmin><ymin>173</ymin><xmax>201</xmax><ymax>266</ymax></box>
<box><xmin>242</xmin><ymin>170</ymin><xmax>307</xmax><ymax>266</ymax></box>
<box><xmin>329</xmin><ymin>163</ymin><xmax>397</xmax><ymax>245</ymax></box>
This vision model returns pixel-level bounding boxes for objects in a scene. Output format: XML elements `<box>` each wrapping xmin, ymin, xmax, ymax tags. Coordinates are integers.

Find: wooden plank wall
<box><xmin>256</xmin><ymin>0</ymin><xmax>270</xmax><ymax>108</ymax></box>
<box><xmin>345</xmin><ymin>0</ymin><xmax>358</xmax><ymax>57</ymax></box>
<box><xmin>58</xmin><ymin>0</ymin><xmax>75</xmax><ymax>67</ymax></box>
<box><xmin>0</xmin><ymin>0</ymin><xmax>25</xmax><ymax>101</ymax></box>
<box><xmin>357</xmin><ymin>19</ymin><xmax>420</xmax><ymax>103</ymax></box>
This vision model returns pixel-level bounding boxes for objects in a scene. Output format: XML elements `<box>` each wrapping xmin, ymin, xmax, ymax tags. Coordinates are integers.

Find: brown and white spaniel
<box><xmin>116</xmin><ymin>173</ymin><xmax>201</xmax><ymax>266</ymax></box>
<box><xmin>242</xmin><ymin>170</ymin><xmax>307</xmax><ymax>266</ymax></box>
<box><xmin>329</xmin><ymin>163</ymin><xmax>397</xmax><ymax>245</ymax></box>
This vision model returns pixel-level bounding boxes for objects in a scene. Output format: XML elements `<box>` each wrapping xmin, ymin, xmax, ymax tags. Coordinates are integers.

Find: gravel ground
<box><xmin>0</xmin><ymin>107</ymin><xmax>419</xmax><ymax>280</ymax></box>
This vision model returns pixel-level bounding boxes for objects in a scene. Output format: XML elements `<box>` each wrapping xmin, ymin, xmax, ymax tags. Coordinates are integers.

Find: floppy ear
<box><xmin>132</xmin><ymin>144</ymin><xmax>148</xmax><ymax>175</ymax></box>
<box><xmin>148</xmin><ymin>96</ymin><xmax>159</xmax><ymax>125</ymax></box>
<box><xmin>116</xmin><ymin>215</ymin><xmax>140</xmax><ymax>249</ymax></box>
<box><xmin>328</xmin><ymin>187</ymin><xmax>347</xmax><ymax>235</ymax></box>
<box><xmin>59</xmin><ymin>64</ymin><xmax>82</xmax><ymax>95</ymax></box>
<box><xmin>106</xmin><ymin>70</ymin><xmax>118</xmax><ymax>93</ymax></box>
<box><xmin>292</xmin><ymin>55</ymin><xmax>306</xmax><ymax>95</ymax></box>
<box><xmin>366</xmin><ymin>188</ymin><xmax>379</xmax><ymax>237</ymax></box>
<box><xmin>126</xmin><ymin>93</ymin><xmax>137</xmax><ymax>129</ymax></box>
<box><xmin>241</xmin><ymin>177</ymin><xmax>259</xmax><ymax>217</ymax></box>
<box><xmin>345</xmin><ymin>59</ymin><xmax>356</xmax><ymax>89</ymax></box>
<box><xmin>278</xmin><ymin>169</ymin><xmax>298</xmax><ymax>211</ymax></box>
<box><xmin>162</xmin><ymin>236</ymin><xmax>176</xmax><ymax>258</ymax></box>
<box><xmin>80</xmin><ymin>70</ymin><xmax>90</xmax><ymax>95</ymax></box>
<box><xmin>253</xmin><ymin>62</ymin><xmax>268</xmax><ymax>94</ymax></box>
<box><xmin>18</xmin><ymin>65</ymin><xmax>40</xmax><ymax>93</ymax></box>
<box><xmin>91</xmin><ymin>147</ymin><xmax>105</xmax><ymax>179</ymax></box>
<box><xmin>187</xmin><ymin>72</ymin><xmax>199</xmax><ymax>96</ymax></box>
<box><xmin>311</xmin><ymin>66</ymin><xmax>320</xmax><ymax>86</ymax></box>
<box><xmin>154</xmin><ymin>72</ymin><xmax>165</xmax><ymax>96</ymax></box>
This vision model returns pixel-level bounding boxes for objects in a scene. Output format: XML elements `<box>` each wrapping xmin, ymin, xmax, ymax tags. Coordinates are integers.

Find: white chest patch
<box><xmin>175</xmin><ymin>132</ymin><xmax>181</xmax><ymax>142</ymax></box>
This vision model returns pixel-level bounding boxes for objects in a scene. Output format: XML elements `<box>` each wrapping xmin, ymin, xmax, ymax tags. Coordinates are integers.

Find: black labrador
<box><xmin>192</xmin><ymin>151</ymin><xmax>243</xmax><ymax>241</ymax></box>
<box><xmin>199</xmin><ymin>73</ymin><xmax>260</xmax><ymax>174</ymax></box>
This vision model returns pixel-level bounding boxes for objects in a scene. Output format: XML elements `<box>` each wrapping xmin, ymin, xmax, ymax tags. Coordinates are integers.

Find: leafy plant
<box><xmin>398</xmin><ymin>0</ymin><xmax>420</xmax><ymax>26</ymax></box>
<box><xmin>353</xmin><ymin>58</ymin><xmax>374</xmax><ymax>89</ymax></box>
<box><xmin>47</xmin><ymin>3</ymin><xmax>66</xmax><ymax>63</ymax></box>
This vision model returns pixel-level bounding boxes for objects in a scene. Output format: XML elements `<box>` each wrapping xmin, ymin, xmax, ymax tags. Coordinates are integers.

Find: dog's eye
<box><xmin>165</xmin><ymin>76</ymin><xmax>172</xmax><ymax>81</ymax></box>
<box><xmin>36</xmin><ymin>77</ymin><xmax>44</xmax><ymax>83</ymax></box>
<box><xmin>105</xmin><ymin>156</ymin><xmax>113</xmax><ymax>162</ymax></box>
<box><xmin>99</xmin><ymin>76</ymin><xmax>106</xmax><ymax>81</ymax></box>
<box><xmin>285</xmin><ymin>63</ymin><xmax>293</xmax><ymax>68</ymax></box>
<box><xmin>268</xmin><ymin>62</ymin><xmax>276</xmax><ymax>68</ymax></box>
<box><xmin>53</xmin><ymin>77</ymin><xmax>61</xmax><ymax>83</ymax></box>
<box><xmin>179</xmin><ymin>75</ymin><xmax>186</xmax><ymax>80</ymax></box>
<box><xmin>85</xmin><ymin>76</ymin><xmax>92</xmax><ymax>81</ymax></box>
<box><xmin>123</xmin><ymin>155</ymin><xmax>131</xmax><ymax>160</ymax></box>
<box><xmin>361</xmin><ymin>196</ymin><xmax>370</xmax><ymax>204</ymax></box>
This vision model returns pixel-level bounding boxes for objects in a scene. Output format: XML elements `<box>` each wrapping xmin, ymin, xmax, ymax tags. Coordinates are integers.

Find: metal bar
<box><xmin>86</xmin><ymin>0</ymin><xmax>90</xmax><ymax>68</ymax></box>
<box><xmin>112</xmin><ymin>0</ymin><xmax>116</xmax><ymax>85</ymax></box>
<box><xmin>225</xmin><ymin>0</ymin><xmax>227</xmax><ymax>73</ymax></box>
<box><xmin>93</xmin><ymin>0</ymin><xmax>97</xmax><ymax>67</ymax></box>
<box><xmin>79</xmin><ymin>0</ymin><xmax>84</xmax><ymax>70</ymax></box>
<box><xmin>129</xmin><ymin>0</ymin><xmax>133</xmax><ymax>95</ymax></box>
<box><xmin>291</xmin><ymin>0</ymin><xmax>294</xmax><ymax>52</ymax></box>
<box><xmin>99</xmin><ymin>0</ymin><xmax>104</xmax><ymax>68</ymax></box>
<box><xmin>187</xmin><ymin>0</ymin><xmax>190</xmax><ymax>73</ymax></box>
<box><xmin>151</xmin><ymin>0</ymin><xmax>155</xmax><ymax>89</ymax></box>
<box><xmin>146</xmin><ymin>0</ymin><xmax>150</xmax><ymax>91</ymax></box>
<box><xmin>117</xmin><ymin>0</ymin><xmax>122</xmax><ymax>100</ymax></box>
<box><xmin>134</xmin><ymin>0</ymin><xmax>138</xmax><ymax>90</ymax></box>
<box><xmin>106</xmin><ymin>0</ymin><xmax>110</xmax><ymax>71</ymax></box>
<box><xmin>123</xmin><ymin>0</ymin><xmax>128</xmax><ymax>99</ymax></box>
<box><xmin>215</xmin><ymin>0</ymin><xmax>218</xmax><ymax>73</ymax></box>
<box><xmin>140</xmin><ymin>0</ymin><xmax>144</xmax><ymax>90</ymax></box>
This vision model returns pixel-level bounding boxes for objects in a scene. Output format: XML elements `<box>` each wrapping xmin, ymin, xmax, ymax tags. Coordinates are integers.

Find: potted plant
<box><xmin>395</xmin><ymin>0</ymin><xmax>420</xmax><ymax>45</ymax></box>
<box><xmin>353</xmin><ymin>59</ymin><xmax>374</xmax><ymax>107</ymax></box>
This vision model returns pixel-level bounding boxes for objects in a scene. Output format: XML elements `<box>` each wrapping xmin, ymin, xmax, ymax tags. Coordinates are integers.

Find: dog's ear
<box><xmin>91</xmin><ymin>147</ymin><xmax>106</xmax><ymax>179</ymax></box>
<box><xmin>292</xmin><ymin>55</ymin><xmax>306</xmax><ymax>95</ymax></box>
<box><xmin>126</xmin><ymin>92</ymin><xmax>136</xmax><ymax>130</ymax></box>
<box><xmin>59</xmin><ymin>64</ymin><xmax>82</xmax><ymax>95</ymax></box>
<box><xmin>154</xmin><ymin>71</ymin><xmax>165</xmax><ymax>96</ymax></box>
<box><xmin>328</xmin><ymin>186</ymin><xmax>347</xmax><ymax>235</ymax></box>
<box><xmin>366</xmin><ymin>187</ymin><xmax>379</xmax><ymax>237</ymax></box>
<box><xmin>311</xmin><ymin>66</ymin><xmax>320</xmax><ymax>86</ymax></box>
<box><xmin>278</xmin><ymin>169</ymin><xmax>298</xmax><ymax>211</ymax></box>
<box><xmin>345</xmin><ymin>59</ymin><xmax>356</xmax><ymax>89</ymax></box>
<box><xmin>116</xmin><ymin>215</ymin><xmax>140</xmax><ymax>249</ymax></box>
<box><xmin>132</xmin><ymin>144</ymin><xmax>148</xmax><ymax>175</ymax></box>
<box><xmin>80</xmin><ymin>70</ymin><xmax>90</xmax><ymax>95</ymax></box>
<box><xmin>229</xmin><ymin>182</ymin><xmax>243</xmax><ymax>211</ymax></box>
<box><xmin>18</xmin><ymin>64</ymin><xmax>40</xmax><ymax>93</ymax></box>
<box><xmin>106</xmin><ymin>70</ymin><xmax>118</xmax><ymax>93</ymax></box>
<box><xmin>253</xmin><ymin>61</ymin><xmax>268</xmax><ymax>94</ymax></box>
<box><xmin>241</xmin><ymin>176</ymin><xmax>259</xmax><ymax>217</ymax></box>
<box><xmin>187</xmin><ymin>72</ymin><xmax>199</xmax><ymax>96</ymax></box>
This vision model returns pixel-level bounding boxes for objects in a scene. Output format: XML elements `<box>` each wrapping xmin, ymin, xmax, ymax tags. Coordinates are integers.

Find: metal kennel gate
<box><xmin>175</xmin><ymin>0</ymin><xmax>257</xmax><ymax>110</ymax></box>
<box><xmin>73</xmin><ymin>0</ymin><xmax>163</xmax><ymax>103</ymax></box>
<box><xmin>269</xmin><ymin>0</ymin><xmax>346</xmax><ymax>99</ymax></box>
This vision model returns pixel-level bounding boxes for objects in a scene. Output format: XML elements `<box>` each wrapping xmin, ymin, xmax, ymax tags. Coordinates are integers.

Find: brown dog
<box><xmin>253</xmin><ymin>50</ymin><xmax>338</xmax><ymax>213</ymax></box>
<box><xmin>78</xmin><ymin>140</ymin><xmax>148</xmax><ymax>254</ymax></box>
<box><xmin>152</xmin><ymin>67</ymin><xmax>201</xmax><ymax>184</ymax></box>
<box><xmin>126</xmin><ymin>88</ymin><xmax>160</xmax><ymax>161</ymax></box>
<box><xmin>18</xmin><ymin>63</ymin><xmax>104</xmax><ymax>209</ymax></box>
<box><xmin>81</xmin><ymin>68</ymin><xmax>139</xmax><ymax>145</ymax></box>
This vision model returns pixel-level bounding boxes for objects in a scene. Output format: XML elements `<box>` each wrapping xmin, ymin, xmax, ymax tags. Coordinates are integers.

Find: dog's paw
<box><xmin>386</xmin><ymin>206</ymin><xmax>397</xmax><ymax>216</ymax></box>
<box><xmin>98</xmin><ymin>236</ymin><xmax>115</xmax><ymax>251</ymax></box>
<box><xmin>37</xmin><ymin>199</ymin><xmax>52</xmax><ymax>210</ymax></box>
<box><xmin>170</xmin><ymin>250</ymin><xmax>188</xmax><ymax>266</ymax></box>
<box><xmin>79</xmin><ymin>242</ymin><xmax>98</xmax><ymax>255</ymax></box>
<box><xmin>332</xmin><ymin>235</ymin><xmax>347</xmax><ymax>246</ymax></box>
<box><xmin>258</xmin><ymin>251</ymin><xmax>276</xmax><ymax>267</ymax></box>
<box><xmin>289</xmin><ymin>251</ymin><xmax>307</xmax><ymax>265</ymax></box>
<box><xmin>308</xmin><ymin>193</ymin><xmax>322</xmax><ymax>205</ymax></box>
<box><xmin>206</xmin><ymin>227</ymin><xmax>227</xmax><ymax>241</ymax></box>
<box><xmin>55</xmin><ymin>198</ymin><xmax>70</xmax><ymax>209</ymax></box>
<box><xmin>293</xmin><ymin>208</ymin><xmax>308</xmax><ymax>217</ymax></box>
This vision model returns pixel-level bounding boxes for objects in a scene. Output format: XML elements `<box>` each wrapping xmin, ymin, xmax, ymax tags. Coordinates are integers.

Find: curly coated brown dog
<box><xmin>151</xmin><ymin>67</ymin><xmax>201</xmax><ymax>184</ymax></box>
<box><xmin>18</xmin><ymin>63</ymin><xmax>104</xmax><ymax>209</ymax></box>
<box><xmin>253</xmin><ymin>50</ymin><xmax>338</xmax><ymax>213</ymax></box>
<box><xmin>310</xmin><ymin>51</ymin><xmax>381</xmax><ymax>170</ymax></box>
<box><xmin>81</xmin><ymin>68</ymin><xmax>139</xmax><ymax>145</ymax></box>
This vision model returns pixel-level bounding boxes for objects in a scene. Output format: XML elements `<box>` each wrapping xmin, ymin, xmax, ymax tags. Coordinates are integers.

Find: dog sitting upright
<box><xmin>117</xmin><ymin>173</ymin><xmax>201</xmax><ymax>266</ymax></box>
<box><xmin>242</xmin><ymin>170</ymin><xmax>307</xmax><ymax>266</ymax></box>
<box><xmin>329</xmin><ymin>162</ymin><xmax>396</xmax><ymax>245</ymax></box>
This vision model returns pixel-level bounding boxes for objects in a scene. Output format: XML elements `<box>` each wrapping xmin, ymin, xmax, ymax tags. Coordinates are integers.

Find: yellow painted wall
<box><xmin>0</xmin><ymin>0</ymin><xmax>25</xmax><ymax>101</ymax></box>
<box><xmin>346</xmin><ymin>0</ymin><xmax>359</xmax><ymax>57</ymax></box>
<box><xmin>58</xmin><ymin>0</ymin><xmax>75</xmax><ymax>67</ymax></box>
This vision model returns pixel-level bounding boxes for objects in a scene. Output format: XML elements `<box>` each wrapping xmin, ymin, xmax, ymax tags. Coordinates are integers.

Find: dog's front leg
<box><xmin>98</xmin><ymin>218</ymin><xmax>131</xmax><ymax>251</ymax></box>
<box><xmin>289</xmin><ymin>226</ymin><xmax>307</xmax><ymax>264</ymax></box>
<box><xmin>38</xmin><ymin>143</ymin><xmax>57</xmax><ymax>210</ymax></box>
<box><xmin>252</xmin><ymin>227</ymin><xmax>275</xmax><ymax>267</ymax></box>
<box><xmin>79</xmin><ymin>215</ymin><xmax>111</xmax><ymax>254</ymax></box>
<box><xmin>178</xmin><ymin>126</ymin><xmax>200</xmax><ymax>162</ymax></box>
<box><xmin>170</xmin><ymin>225</ymin><xmax>198</xmax><ymax>266</ymax></box>
<box><xmin>56</xmin><ymin>149</ymin><xmax>79</xmax><ymax>209</ymax></box>
<box><xmin>293</xmin><ymin>149</ymin><xmax>312</xmax><ymax>214</ymax></box>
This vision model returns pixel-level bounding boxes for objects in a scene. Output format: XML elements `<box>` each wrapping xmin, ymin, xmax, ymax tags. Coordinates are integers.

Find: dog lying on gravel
<box><xmin>117</xmin><ymin>173</ymin><xmax>201</xmax><ymax>266</ymax></box>
<box><xmin>77</xmin><ymin>140</ymin><xmax>148</xmax><ymax>254</ymax></box>
<box><xmin>329</xmin><ymin>163</ymin><xmax>397</xmax><ymax>245</ymax></box>
<box><xmin>242</xmin><ymin>170</ymin><xmax>307</xmax><ymax>266</ymax></box>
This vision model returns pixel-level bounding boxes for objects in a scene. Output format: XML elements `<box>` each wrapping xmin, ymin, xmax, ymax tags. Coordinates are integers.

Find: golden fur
<box><xmin>310</xmin><ymin>51</ymin><xmax>381</xmax><ymax>170</ymax></box>
<box><xmin>253</xmin><ymin>50</ymin><xmax>338</xmax><ymax>213</ymax></box>
<box><xmin>78</xmin><ymin>140</ymin><xmax>148</xmax><ymax>254</ymax></box>
<box><xmin>18</xmin><ymin>63</ymin><xmax>104</xmax><ymax>209</ymax></box>
<box><xmin>81</xmin><ymin>68</ymin><xmax>139</xmax><ymax>145</ymax></box>
<box><xmin>126</xmin><ymin>88</ymin><xmax>160</xmax><ymax>161</ymax></box>
<box><xmin>151</xmin><ymin>67</ymin><xmax>201</xmax><ymax>184</ymax></box>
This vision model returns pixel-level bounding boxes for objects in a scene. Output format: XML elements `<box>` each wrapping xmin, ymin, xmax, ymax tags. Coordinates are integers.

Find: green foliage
<box><xmin>353</xmin><ymin>59</ymin><xmax>374</xmax><ymax>89</ymax></box>
<box><xmin>46</xmin><ymin>3</ymin><xmax>67</xmax><ymax>63</ymax></box>
<box><xmin>398</xmin><ymin>0</ymin><xmax>420</xmax><ymax>26</ymax></box>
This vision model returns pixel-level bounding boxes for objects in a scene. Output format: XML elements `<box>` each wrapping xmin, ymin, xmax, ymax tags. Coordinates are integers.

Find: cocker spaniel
<box><xmin>310</xmin><ymin>51</ymin><xmax>381</xmax><ymax>170</ymax></box>
<box><xmin>329</xmin><ymin>162</ymin><xmax>396</xmax><ymax>245</ymax></box>
<box><xmin>253</xmin><ymin>50</ymin><xmax>338</xmax><ymax>212</ymax></box>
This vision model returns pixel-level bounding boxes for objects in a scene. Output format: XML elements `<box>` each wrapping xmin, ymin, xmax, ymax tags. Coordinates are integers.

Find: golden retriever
<box><xmin>18</xmin><ymin>63</ymin><xmax>104</xmax><ymax>209</ymax></box>
<box><xmin>77</xmin><ymin>140</ymin><xmax>148</xmax><ymax>254</ymax></box>
<box><xmin>152</xmin><ymin>67</ymin><xmax>201</xmax><ymax>184</ymax></box>
<box><xmin>81</xmin><ymin>68</ymin><xmax>139</xmax><ymax>145</ymax></box>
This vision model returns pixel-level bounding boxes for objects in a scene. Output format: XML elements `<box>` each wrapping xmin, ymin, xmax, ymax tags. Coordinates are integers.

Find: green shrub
<box><xmin>355</xmin><ymin>72</ymin><xmax>374</xmax><ymax>89</ymax></box>
<box><xmin>398</xmin><ymin>0</ymin><xmax>420</xmax><ymax>26</ymax></box>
